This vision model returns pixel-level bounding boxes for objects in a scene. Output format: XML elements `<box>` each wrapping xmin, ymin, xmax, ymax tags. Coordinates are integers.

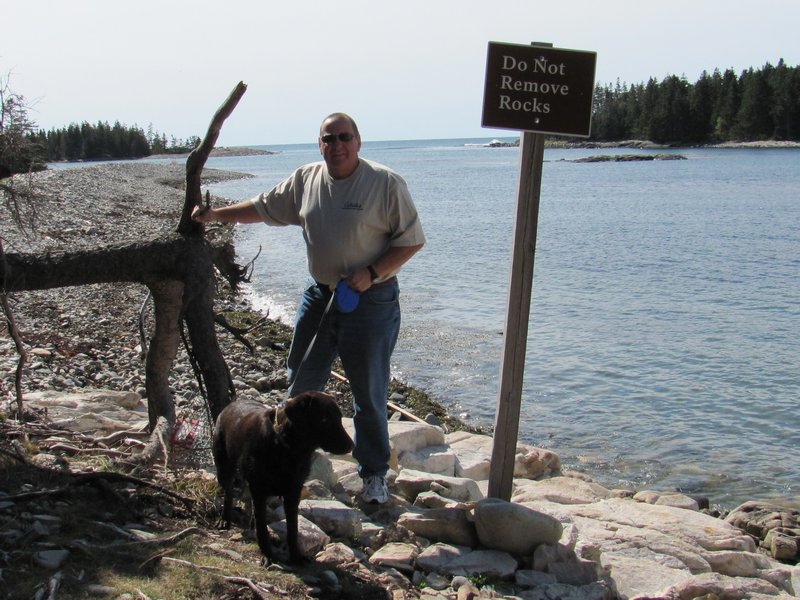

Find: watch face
<box><xmin>335</xmin><ymin>280</ymin><xmax>360</xmax><ymax>313</ymax></box>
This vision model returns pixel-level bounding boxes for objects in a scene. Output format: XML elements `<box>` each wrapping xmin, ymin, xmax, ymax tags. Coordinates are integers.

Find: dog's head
<box><xmin>283</xmin><ymin>391</ymin><xmax>354</xmax><ymax>455</ymax></box>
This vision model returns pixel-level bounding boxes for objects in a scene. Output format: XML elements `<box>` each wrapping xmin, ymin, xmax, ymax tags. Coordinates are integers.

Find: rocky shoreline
<box><xmin>2</xmin><ymin>163</ymin><xmax>799</xmax><ymax>599</ymax></box>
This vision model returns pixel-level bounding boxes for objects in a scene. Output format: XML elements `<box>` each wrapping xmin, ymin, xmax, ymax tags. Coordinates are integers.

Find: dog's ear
<box><xmin>284</xmin><ymin>392</ymin><xmax>313</xmax><ymax>421</ymax></box>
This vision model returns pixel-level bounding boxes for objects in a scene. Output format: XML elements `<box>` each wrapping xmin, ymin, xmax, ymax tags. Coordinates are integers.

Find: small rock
<box><xmin>34</xmin><ymin>549</ymin><xmax>69</xmax><ymax>569</ymax></box>
<box><xmin>369</xmin><ymin>542</ymin><xmax>419</xmax><ymax>572</ymax></box>
<box><xmin>423</xmin><ymin>571</ymin><xmax>450</xmax><ymax>590</ymax></box>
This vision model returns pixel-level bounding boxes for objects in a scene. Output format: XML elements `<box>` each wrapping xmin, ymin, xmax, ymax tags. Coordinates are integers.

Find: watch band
<box><xmin>367</xmin><ymin>265</ymin><xmax>379</xmax><ymax>282</ymax></box>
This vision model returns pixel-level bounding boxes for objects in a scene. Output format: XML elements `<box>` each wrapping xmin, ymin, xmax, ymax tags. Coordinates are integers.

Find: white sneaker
<box><xmin>361</xmin><ymin>475</ymin><xmax>389</xmax><ymax>504</ymax></box>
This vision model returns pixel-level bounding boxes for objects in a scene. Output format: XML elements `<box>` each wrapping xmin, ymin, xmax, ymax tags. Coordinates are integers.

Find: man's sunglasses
<box><xmin>321</xmin><ymin>132</ymin><xmax>356</xmax><ymax>144</ymax></box>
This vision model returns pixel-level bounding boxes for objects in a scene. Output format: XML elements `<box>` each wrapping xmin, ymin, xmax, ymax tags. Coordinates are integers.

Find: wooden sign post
<box><xmin>482</xmin><ymin>41</ymin><xmax>596</xmax><ymax>500</ymax></box>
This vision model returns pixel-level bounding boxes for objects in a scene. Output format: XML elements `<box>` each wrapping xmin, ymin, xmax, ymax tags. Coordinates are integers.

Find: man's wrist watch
<box><xmin>367</xmin><ymin>265</ymin><xmax>379</xmax><ymax>282</ymax></box>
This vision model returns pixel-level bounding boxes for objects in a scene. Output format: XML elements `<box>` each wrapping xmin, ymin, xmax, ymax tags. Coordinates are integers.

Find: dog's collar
<box><xmin>273</xmin><ymin>401</ymin><xmax>288</xmax><ymax>428</ymax></box>
<box><xmin>272</xmin><ymin>402</ymin><xmax>295</xmax><ymax>450</ymax></box>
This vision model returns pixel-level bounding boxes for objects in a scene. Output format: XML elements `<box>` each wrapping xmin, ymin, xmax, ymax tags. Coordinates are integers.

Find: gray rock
<box><xmin>268</xmin><ymin>515</ymin><xmax>330</xmax><ymax>559</ymax></box>
<box><xmin>299</xmin><ymin>499</ymin><xmax>362</xmax><ymax>539</ymax></box>
<box><xmin>415</xmin><ymin>542</ymin><xmax>472</xmax><ymax>573</ymax></box>
<box><xmin>726</xmin><ymin>500</ymin><xmax>800</xmax><ymax>562</ymax></box>
<box><xmin>368</xmin><ymin>542</ymin><xmax>419</xmax><ymax>572</ymax></box>
<box><xmin>515</xmin><ymin>569</ymin><xmax>557</xmax><ymax>587</ymax></box>
<box><xmin>475</xmin><ymin>497</ymin><xmax>563</xmax><ymax>554</ymax></box>
<box><xmin>395</xmin><ymin>468</ymin><xmax>482</xmax><ymax>503</ymax></box>
<box><xmin>33</xmin><ymin>549</ymin><xmax>69</xmax><ymax>569</ymax></box>
<box><xmin>398</xmin><ymin>508</ymin><xmax>478</xmax><ymax>547</ymax></box>
<box><xmin>443</xmin><ymin>549</ymin><xmax>518</xmax><ymax>579</ymax></box>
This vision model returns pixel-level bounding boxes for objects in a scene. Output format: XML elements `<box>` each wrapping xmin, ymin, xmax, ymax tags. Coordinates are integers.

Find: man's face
<box><xmin>319</xmin><ymin>116</ymin><xmax>361</xmax><ymax>179</ymax></box>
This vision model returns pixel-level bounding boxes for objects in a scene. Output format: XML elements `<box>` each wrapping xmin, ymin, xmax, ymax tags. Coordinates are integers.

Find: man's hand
<box><xmin>345</xmin><ymin>267</ymin><xmax>374</xmax><ymax>292</ymax></box>
<box><xmin>191</xmin><ymin>204</ymin><xmax>215</xmax><ymax>223</ymax></box>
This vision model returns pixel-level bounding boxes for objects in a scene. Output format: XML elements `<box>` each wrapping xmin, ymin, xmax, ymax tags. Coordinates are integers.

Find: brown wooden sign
<box><xmin>482</xmin><ymin>42</ymin><xmax>596</xmax><ymax>137</ymax></box>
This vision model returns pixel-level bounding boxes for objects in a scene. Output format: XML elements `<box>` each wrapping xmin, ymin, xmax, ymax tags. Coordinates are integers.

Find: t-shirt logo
<box><xmin>343</xmin><ymin>201</ymin><xmax>364</xmax><ymax>211</ymax></box>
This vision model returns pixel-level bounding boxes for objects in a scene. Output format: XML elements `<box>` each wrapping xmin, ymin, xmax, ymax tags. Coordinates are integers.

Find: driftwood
<box><xmin>6</xmin><ymin>468</ymin><xmax>198</xmax><ymax>511</ymax></box>
<box><xmin>72</xmin><ymin>526</ymin><xmax>206</xmax><ymax>552</ymax></box>
<box><xmin>0</xmin><ymin>82</ymin><xmax>250</xmax><ymax>465</ymax></box>
<box><xmin>159</xmin><ymin>557</ymin><xmax>290</xmax><ymax>598</ymax></box>
<box><xmin>1</xmin><ymin>261</ymin><xmax>27</xmax><ymax>424</ymax></box>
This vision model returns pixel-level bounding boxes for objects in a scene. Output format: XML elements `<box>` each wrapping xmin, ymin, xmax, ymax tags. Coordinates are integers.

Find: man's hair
<box><xmin>320</xmin><ymin>113</ymin><xmax>360</xmax><ymax>138</ymax></box>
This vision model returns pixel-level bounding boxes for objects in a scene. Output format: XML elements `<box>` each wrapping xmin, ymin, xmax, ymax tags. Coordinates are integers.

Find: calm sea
<box><xmin>169</xmin><ymin>139</ymin><xmax>798</xmax><ymax>510</ymax></box>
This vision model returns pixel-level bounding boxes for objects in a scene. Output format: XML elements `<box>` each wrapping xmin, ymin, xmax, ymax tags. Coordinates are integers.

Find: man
<box><xmin>192</xmin><ymin>113</ymin><xmax>425</xmax><ymax>504</ymax></box>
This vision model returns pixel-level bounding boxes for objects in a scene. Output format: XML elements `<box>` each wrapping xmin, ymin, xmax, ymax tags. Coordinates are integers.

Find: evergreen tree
<box><xmin>688</xmin><ymin>70</ymin><xmax>716</xmax><ymax>143</ymax></box>
<box><xmin>768</xmin><ymin>59</ymin><xmax>799</xmax><ymax>139</ymax></box>
<box><xmin>735</xmin><ymin>67</ymin><xmax>772</xmax><ymax>140</ymax></box>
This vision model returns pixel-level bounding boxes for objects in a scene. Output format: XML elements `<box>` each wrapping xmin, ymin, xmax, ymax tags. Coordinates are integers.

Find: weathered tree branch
<box><xmin>178</xmin><ymin>81</ymin><xmax>248</xmax><ymax>236</ymax></box>
<box><xmin>1</xmin><ymin>290</ymin><xmax>26</xmax><ymax>420</ymax></box>
<box><xmin>0</xmin><ymin>82</ymin><xmax>250</xmax><ymax>467</ymax></box>
<box><xmin>0</xmin><ymin>236</ymin><xmax>205</xmax><ymax>292</ymax></box>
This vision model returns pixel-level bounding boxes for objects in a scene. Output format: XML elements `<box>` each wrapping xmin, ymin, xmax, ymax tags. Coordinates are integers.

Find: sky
<box><xmin>4</xmin><ymin>0</ymin><xmax>799</xmax><ymax>146</ymax></box>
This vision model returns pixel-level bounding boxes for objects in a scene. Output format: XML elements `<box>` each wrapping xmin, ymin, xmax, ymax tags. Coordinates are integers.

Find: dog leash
<box><xmin>286</xmin><ymin>280</ymin><xmax>361</xmax><ymax>397</ymax></box>
<box><xmin>286</xmin><ymin>287</ymin><xmax>337</xmax><ymax>389</ymax></box>
<box><xmin>282</xmin><ymin>279</ymin><xmax>360</xmax><ymax>426</ymax></box>
<box><xmin>278</xmin><ymin>288</ymin><xmax>336</xmax><ymax>428</ymax></box>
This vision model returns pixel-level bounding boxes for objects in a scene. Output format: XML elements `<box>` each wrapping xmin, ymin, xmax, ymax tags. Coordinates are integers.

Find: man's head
<box><xmin>319</xmin><ymin>113</ymin><xmax>361</xmax><ymax>179</ymax></box>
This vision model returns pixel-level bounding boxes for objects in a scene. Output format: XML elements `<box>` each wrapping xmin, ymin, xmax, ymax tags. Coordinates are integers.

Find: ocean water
<box><xmin>198</xmin><ymin>139</ymin><xmax>799</xmax><ymax>510</ymax></box>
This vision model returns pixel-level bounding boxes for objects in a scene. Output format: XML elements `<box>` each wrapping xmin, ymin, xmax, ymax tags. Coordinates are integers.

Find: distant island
<box><xmin>148</xmin><ymin>146</ymin><xmax>277</xmax><ymax>159</ymax></box>
<box><xmin>464</xmin><ymin>138</ymin><xmax>520</xmax><ymax>148</ymax></box>
<box><xmin>567</xmin><ymin>153</ymin><xmax>687</xmax><ymax>163</ymax></box>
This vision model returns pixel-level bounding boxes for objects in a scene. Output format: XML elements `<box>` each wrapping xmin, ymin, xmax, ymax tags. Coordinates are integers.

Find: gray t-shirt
<box><xmin>250</xmin><ymin>158</ymin><xmax>425</xmax><ymax>287</ymax></box>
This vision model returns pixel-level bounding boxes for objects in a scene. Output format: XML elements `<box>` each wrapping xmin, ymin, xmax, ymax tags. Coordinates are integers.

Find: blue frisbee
<box><xmin>335</xmin><ymin>280</ymin><xmax>360</xmax><ymax>313</ymax></box>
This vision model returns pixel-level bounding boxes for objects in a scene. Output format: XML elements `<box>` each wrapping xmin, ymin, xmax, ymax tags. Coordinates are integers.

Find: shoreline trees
<box><xmin>28</xmin><ymin>121</ymin><xmax>201</xmax><ymax>163</ymax></box>
<box><xmin>591</xmin><ymin>60</ymin><xmax>800</xmax><ymax>144</ymax></box>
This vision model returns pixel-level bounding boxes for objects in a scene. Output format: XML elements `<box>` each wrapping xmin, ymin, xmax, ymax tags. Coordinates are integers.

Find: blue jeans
<box><xmin>287</xmin><ymin>278</ymin><xmax>401</xmax><ymax>478</ymax></box>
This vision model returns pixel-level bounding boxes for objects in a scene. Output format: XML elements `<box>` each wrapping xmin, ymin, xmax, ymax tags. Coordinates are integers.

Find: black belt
<box><xmin>371</xmin><ymin>276</ymin><xmax>398</xmax><ymax>288</ymax></box>
<box><xmin>316</xmin><ymin>276</ymin><xmax>397</xmax><ymax>291</ymax></box>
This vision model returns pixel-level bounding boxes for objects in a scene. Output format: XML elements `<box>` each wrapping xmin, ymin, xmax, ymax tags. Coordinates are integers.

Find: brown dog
<box><xmin>212</xmin><ymin>391</ymin><xmax>354</xmax><ymax>564</ymax></box>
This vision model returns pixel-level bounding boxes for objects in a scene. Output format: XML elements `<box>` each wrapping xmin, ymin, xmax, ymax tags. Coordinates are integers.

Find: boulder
<box><xmin>657</xmin><ymin>571</ymin><xmax>788</xmax><ymax>598</ymax></box>
<box><xmin>397</xmin><ymin>444</ymin><xmax>456</xmax><ymax>476</ymax></box>
<box><xmin>474</xmin><ymin>497</ymin><xmax>563</xmax><ymax>555</ymax></box>
<box><xmin>633</xmin><ymin>489</ymin><xmax>700</xmax><ymax>511</ymax></box>
<box><xmin>315</xmin><ymin>542</ymin><xmax>359</xmax><ymax>565</ymax></box>
<box><xmin>512</xmin><ymin>475</ymin><xmax>613</xmax><ymax>505</ymax></box>
<box><xmin>445</xmin><ymin>431</ymin><xmax>494</xmax><ymax>480</ymax></box>
<box><xmin>395</xmin><ymin>468</ymin><xmax>483</xmax><ymax>503</ymax></box>
<box><xmin>523</xmin><ymin>496</ymin><xmax>776</xmax><ymax>598</ymax></box>
<box><xmin>368</xmin><ymin>542</ymin><xmax>419</xmax><ymax>573</ymax></box>
<box><xmin>299</xmin><ymin>499</ymin><xmax>362</xmax><ymax>539</ymax></box>
<box><xmin>269</xmin><ymin>514</ymin><xmax>329</xmax><ymax>559</ymax></box>
<box><xmin>445</xmin><ymin>431</ymin><xmax>561</xmax><ymax>481</ymax></box>
<box><xmin>397</xmin><ymin>508</ymin><xmax>478</xmax><ymax>547</ymax></box>
<box><xmin>307</xmin><ymin>451</ymin><xmax>339</xmax><ymax>489</ymax></box>
<box><xmin>415</xmin><ymin>542</ymin><xmax>472</xmax><ymax>573</ymax></box>
<box><xmin>513</xmin><ymin>444</ymin><xmax>561</xmax><ymax>480</ymax></box>
<box><xmin>388</xmin><ymin>420</ymin><xmax>446</xmax><ymax>454</ymax></box>
<box><xmin>441</xmin><ymin>549</ymin><xmax>518</xmax><ymax>579</ymax></box>
<box><xmin>726</xmin><ymin>500</ymin><xmax>800</xmax><ymax>562</ymax></box>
